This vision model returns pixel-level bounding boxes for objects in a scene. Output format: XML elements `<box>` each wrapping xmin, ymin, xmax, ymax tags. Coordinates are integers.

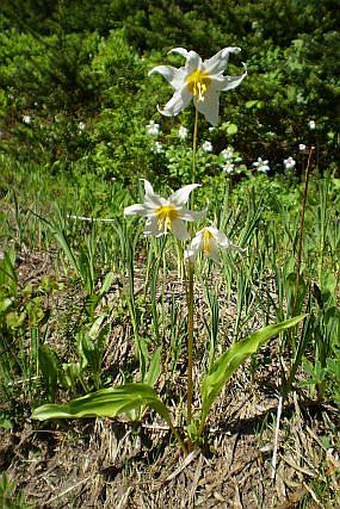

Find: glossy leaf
<box><xmin>200</xmin><ymin>315</ymin><xmax>306</xmax><ymax>429</ymax></box>
<box><xmin>32</xmin><ymin>383</ymin><xmax>173</xmax><ymax>426</ymax></box>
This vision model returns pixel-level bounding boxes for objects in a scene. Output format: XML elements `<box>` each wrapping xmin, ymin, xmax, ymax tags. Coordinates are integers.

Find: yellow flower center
<box><xmin>156</xmin><ymin>204</ymin><xmax>179</xmax><ymax>232</ymax></box>
<box><xmin>186</xmin><ymin>69</ymin><xmax>211</xmax><ymax>101</ymax></box>
<box><xmin>202</xmin><ymin>229</ymin><xmax>214</xmax><ymax>254</ymax></box>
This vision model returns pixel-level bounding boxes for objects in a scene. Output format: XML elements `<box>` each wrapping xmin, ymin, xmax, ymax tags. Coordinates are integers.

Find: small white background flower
<box><xmin>221</xmin><ymin>146</ymin><xmax>234</xmax><ymax>160</ymax></box>
<box><xmin>253</xmin><ymin>157</ymin><xmax>270</xmax><ymax>173</ymax></box>
<box><xmin>22</xmin><ymin>115</ymin><xmax>32</xmax><ymax>125</ymax></box>
<box><xmin>223</xmin><ymin>162</ymin><xmax>235</xmax><ymax>175</ymax></box>
<box><xmin>201</xmin><ymin>140</ymin><xmax>213</xmax><ymax>153</ymax></box>
<box><xmin>151</xmin><ymin>141</ymin><xmax>164</xmax><ymax>154</ymax></box>
<box><xmin>178</xmin><ymin>125</ymin><xmax>188</xmax><ymax>140</ymax></box>
<box><xmin>124</xmin><ymin>179</ymin><xmax>205</xmax><ymax>241</ymax></box>
<box><xmin>283</xmin><ymin>156</ymin><xmax>296</xmax><ymax>170</ymax></box>
<box><xmin>146</xmin><ymin>120</ymin><xmax>161</xmax><ymax>136</ymax></box>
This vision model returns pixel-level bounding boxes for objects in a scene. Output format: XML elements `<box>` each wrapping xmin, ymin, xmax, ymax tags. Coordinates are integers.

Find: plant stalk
<box><xmin>186</xmin><ymin>261</ymin><xmax>194</xmax><ymax>430</ymax></box>
<box><xmin>292</xmin><ymin>146</ymin><xmax>314</xmax><ymax>315</ymax></box>
<box><xmin>192</xmin><ymin>107</ymin><xmax>199</xmax><ymax>185</ymax></box>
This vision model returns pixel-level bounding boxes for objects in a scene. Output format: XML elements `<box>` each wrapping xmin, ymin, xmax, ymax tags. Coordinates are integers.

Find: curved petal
<box><xmin>185</xmin><ymin>50</ymin><xmax>202</xmax><ymax>70</ymax></box>
<box><xmin>190</xmin><ymin>232</ymin><xmax>204</xmax><ymax>251</ymax></box>
<box><xmin>195</xmin><ymin>89</ymin><xmax>220</xmax><ymax>126</ymax></box>
<box><xmin>158</xmin><ymin>87</ymin><xmax>192</xmax><ymax>117</ymax></box>
<box><xmin>144</xmin><ymin>216</ymin><xmax>161</xmax><ymax>237</ymax></box>
<box><xmin>184</xmin><ymin>247</ymin><xmax>197</xmax><ymax>262</ymax></box>
<box><xmin>141</xmin><ymin>179</ymin><xmax>163</xmax><ymax>208</ymax></box>
<box><xmin>212</xmin><ymin>229</ymin><xmax>231</xmax><ymax>248</ymax></box>
<box><xmin>171</xmin><ymin>219</ymin><xmax>190</xmax><ymax>241</ymax></box>
<box><xmin>212</xmin><ymin>67</ymin><xmax>247</xmax><ymax>92</ymax></box>
<box><xmin>206</xmin><ymin>239</ymin><xmax>221</xmax><ymax>261</ymax></box>
<box><xmin>124</xmin><ymin>204</ymin><xmax>147</xmax><ymax>216</ymax></box>
<box><xmin>179</xmin><ymin>208</ymin><xmax>206</xmax><ymax>221</ymax></box>
<box><xmin>148</xmin><ymin>65</ymin><xmax>188</xmax><ymax>89</ymax></box>
<box><xmin>169</xmin><ymin>183</ymin><xmax>201</xmax><ymax>205</ymax></box>
<box><xmin>203</xmin><ymin>47</ymin><xmax>241</xmax><ymax>75</ymax></box>
<box><xmin>168</xmin><ymin>47</ymin><xmax>189</xmax><ymax>58</ymax></box>
<box><xmin>184</xmin><ymin>234</ymin><xmax>203</xmax><ymax>261</ymax></box>
<box><xmin>141</xmin><ymin>178</ymin><xmax>155</xmax><ymax>198</ymax></box>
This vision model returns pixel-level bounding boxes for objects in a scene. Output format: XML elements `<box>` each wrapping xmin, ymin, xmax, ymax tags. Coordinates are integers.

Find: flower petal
<box><xmin>140</xmin><ymin>179</ymin><xmax>163</xmax><ymax>208</ymax></box>
<box><xmin>144</xmin><ymin>216</ymin><xmax>161</xmax><ymax>237</ymax></box>
<box><xmin>184</xmin><ymin>247</ymin><xmax>197</xmax><ymax>262</ymax></box>
<box><xmin>209</xmin><ymin>227</ymin><xmax>231</xmax><ymax>248</ymax></box>
<box><xmin>207</xmin><ymin>239</ymin><xmax>221</xmax><ymax>261</ymax></box>
<box><xmin>179</xmin><ymin>208</ymin><xmax>206</xmax><ymax>221</ymax></box>
<box><xmin>203</xmin><ymin>47</ymin><xmax>241</xmax><ymax>75</ymax></box>
<box><xmin>195</xmin><ymin>89</ymin><xmax>220</xmax><ymax>126</ymax></box>
<box><xmin>141</xmin><ymin>178</ymin><xmax>155</xmax><ymax>198</ymax></box>
<box><xmin>185</xmin><ymin>50</ymin><xmax>202</xmax><ymax>70</ymax></box>
<box><xmin>168</xmin><ymin>47</ymin><xmax>189</xmax><ymax>58</ymax></box>
<box><xmin>148</xmin><ymin>65</ymin><xmax>188</xmax><ymax>89</ymax></box>
<box><xmin>171</xmin><ymin>219</ymin><xmax>190</xmax><ymax>241</ymax></box>
<box><xmin>158</xmin><ymin>87</ymin><xmax>193</xmax><ymax>117</ymax></box>
<box><xmin>213</xmin><ymin>66</ymin><xmax>247</xmax><ymax>92</ymax></box>
<box><xmin>169</xmin><ymin>183</ymin><xmax>201</xmax><ymax>205</ymax></box>
<box><xmin>124</xmin><ymin>204</ymin><xmax>147</xmax><ymax>216</ymax></box>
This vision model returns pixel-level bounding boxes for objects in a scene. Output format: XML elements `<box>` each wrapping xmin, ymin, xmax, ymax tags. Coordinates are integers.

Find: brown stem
<box><xmin>293</xmin><ymin>146</ymin><xmax>315</xmax><ymax>315</ymax></box>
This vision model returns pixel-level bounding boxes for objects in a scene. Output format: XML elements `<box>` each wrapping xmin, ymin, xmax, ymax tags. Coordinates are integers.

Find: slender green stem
<box><xmin>192</xmin><ymin>107</ymin><xmax>199</xmax><ymax>185</ymax></box>
<box><xmin>185</xmin><ymin>106</ymin><xmax>199</xmax><ymax>450</ymax></box>
<box><xmin>186</xmin><ymin>261</ymin><xmax>194</xmax><ymax>429</ymax></box>
<box><xmin>293</xmin><ymin>146</ymin><xmax>314</xmax><ymax>315</ymax></box>
<box><xmin>286</xmin><ymin>146</ymin><xmax>314</xmax><ymax>394</ymax></box>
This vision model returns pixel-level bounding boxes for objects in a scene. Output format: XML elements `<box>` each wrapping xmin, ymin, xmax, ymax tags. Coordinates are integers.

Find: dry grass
<box><xmin>1</xmin><ymin>250</ymin><xmax>339</xmax><ymax>508</ymax></box>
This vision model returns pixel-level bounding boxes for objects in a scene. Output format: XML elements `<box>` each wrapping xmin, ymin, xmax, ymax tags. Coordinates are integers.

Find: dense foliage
<box><xmin>0</xmin><ymin>0</ymin><xmax>338</xmax><ymax>182</ymax></box>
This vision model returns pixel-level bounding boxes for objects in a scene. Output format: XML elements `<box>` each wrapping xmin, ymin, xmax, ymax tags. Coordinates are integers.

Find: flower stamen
<box><xmin>202</xmin><ymin>229</ymin><xmax>214</xmax><ymax>254</ymax></box>
<box><xmin>156</xmin><ymin>204</ymin><xmax>179</xmax><ymax>232</ymax></box>
<box><xmin>186</xmin><ymin>69</ymin><xmax>211</xmax><ymax>102</ymax></box>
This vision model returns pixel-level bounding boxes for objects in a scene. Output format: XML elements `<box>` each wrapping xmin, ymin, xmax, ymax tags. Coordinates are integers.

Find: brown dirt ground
<box><xmin>1</xmin><ymin>250</ymin><xmax>339</xmax><ymax>508</ymax></box>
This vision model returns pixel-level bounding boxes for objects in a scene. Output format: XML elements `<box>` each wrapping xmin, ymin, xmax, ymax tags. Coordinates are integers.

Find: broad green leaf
<box><xmin>200</xmin><ymin>315</ymin><xmax>306</xmax><ymax>429</ymax></box>
<box><xmin>32</xmin><ymin>383</ymin><xmax>173</xmax><ymax>427</ymax></box>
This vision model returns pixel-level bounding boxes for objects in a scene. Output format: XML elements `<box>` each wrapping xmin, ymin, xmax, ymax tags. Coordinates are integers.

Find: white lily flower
<box><xmin>124</xmin><ymin>179</ymin><xmax>205</xmax><ymax>241</ymax></box>
<box><xmin>185</xmin><ymin>226</ymin><xmax>244</xmax><ymax>262</ymax></box>
<box><xmin>299</xmin><ymin>143</ymin><xmax>307</xmax><ymax>151</ymax></box>
<box><xmin>149</xmin><ymin>47</ymin><xmax>247</xmax><ymax>126</ymax></box>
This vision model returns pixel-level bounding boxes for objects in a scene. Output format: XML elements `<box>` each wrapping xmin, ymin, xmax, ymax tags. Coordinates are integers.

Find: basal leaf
<box><xmin>200</xmin><ymin>315</ymin><xmax>306</xmax><ymax>429</ymax></box>
<box><xmin>32</xmin><ymin>383</ymin><xmax>172</xmax><ymax>427</ymax></box>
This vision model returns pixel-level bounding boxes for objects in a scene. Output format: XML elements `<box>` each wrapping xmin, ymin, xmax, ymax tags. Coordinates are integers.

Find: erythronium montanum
<box><xmin>32</xmin><ymin>46</ymin><xmax>306</xmax><ymax>455</ymax></box>
<box><xmin>124</xmin><ymin>179</ymin><xmax>205</xmax><ymax>241</ymax></box>
<box><xmin>149</xmin><ymin>47</ymin><xmax>247</xmax><ymax>126</ymax></box>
